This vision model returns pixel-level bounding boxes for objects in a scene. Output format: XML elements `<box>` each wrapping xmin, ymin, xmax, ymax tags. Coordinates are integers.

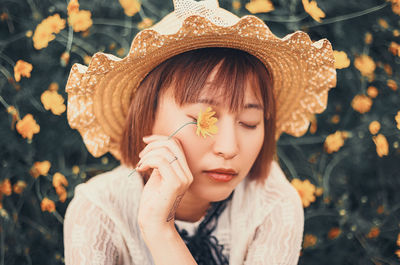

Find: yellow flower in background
<box><xmin>13</xmin><ymin>181</ymin><xmax>27</xmax><ymax>194</ymax></box>
<box><xmin>333</xmin><ymin>51</ymin><xmax>350</xmax><ymax>69</ymax></box>
<box><xmin>14</xmin><ymin>60</ymin><xmax>32</xmax><ymax>82</ymax></box>
<box><xmin>41</xmin><ymin>84</ymin><xmax>66</xmax><ymax>115</ymax></box>
<box><xmin>373</xmin><ymin>134</ymin><xmax>389</xmax><ymax>157</ymax></box>
<box><xmin>378</xmin><ymin>18</ymin><xmax>389</xmax><ymax>29</ymax></box>
<box><xmin>369</xmin><ymin>121</ymin><xmax>381</xmax><ymax>135</ymax></box>
<box><xmin>393</xmin><ymin>29</ymin><xmax>400</xmax><ymax>37</ymax></box>
<box><xmin>324</xmin><ymin>131</ymin><xmax>345</xmax><ymax>153</ymax></box>
<box><xmin>354</xmin><ymin>54</ymin><xmax>376</xmax><ymax>80</ymax></box>
<box><xmin>68</xmin><ymin>10</ymin><xmax>93</xmax><ymax>32</ymax></box>
<box><xmin>119</xmin><ymin>0</ymin><xmax>141</xmax><ymax>16</ymax></box>
<box><xmin>364</xmin><ymin>32</ymin><xmax>373</xmax><ymax>44</ymax></box>
<box><xmin>0</xmin><ymin>179</ymin><xmax>12</xmax><ymax>196</ymax></box>
<box><xmin>351</xmin><ymin>94</ymin><xmax>372</xmax><ymax>114</ymax></box>
<box><xmin>32</xmin><ymin>14</ymin><xmax>66</xmax><ymax>50</ymax></box>
<box><xmin>309</xmin><ymin>114</ymin><xmax>317</xmax><ymax>134</ymax></box>
<box><xmin>302</xmin><ymin>0</ymin><xmax>325</xmax><ymax>22</ymax></box>
<box><xmin>232</xmin><ymin>0</ymin><xmax>241</xmax><ymax>10</ymax></box>
<box><xmin>367</xmin><ymin>86</ymin><xmax>378</xmax><ymax>99</ymax></box>
<box><xmin>138</xmin><ymin>17</ymin><xmax>154</xmax><ymax>30</ymax></box>
<box><xmin>16</xmin><ymin>114</ymin><xmax>40</xmax><ymax>140</ymax></box>
<box><xmin>41</xmin><ymin>197</ymin><xmax>56</xmax><ymax>212</ymax></box>
<box><xmin>52</xmin><ymin>172</ymin><xmax>68</xmax><ymax>189</ymax></box>
<box><xmin>291</xmin><ymin>178</ymin><xmax>316</xmax><ymax>207</ymax></box>
<box><xmin>30</xmin><ymin>161</ymin><xmax>51</xmax><ymax>179</ymax></box>
<box><xmin>67</xmin><ymin>0</ymin><xmax>80</xmax><ymax>15</ymax></box>
<box><xmin>387</xmin><ymin>79</ymin><xmax>398</xmax><ymax>91</ymax></box>
<box><xmin>389</xmin><ymin>0</ymin><xmax>400</xmax><ymax>15</ymax></box>
<box><xmin>395</xmin><ymin>111</ymin><xmax>400</xmax><ymax>130</ymax></box>
<box><xmin>60</xmin><ymin>52</ymin><xmax>70</xmax><ymax>67</ymax></box>
<box><xmin>196</xmin><ymin>107</ymin><xmax>218</xmax><ymax>138</ymax></box>
<box><xmin>245</xmin><ymin>0</ymin><xmax>274</xmax><ymax>14</ymax></box>
<box><xmin>384</xmin><ymin>64</ymin><xmax>393</xmax><ymax>76</ymax></box>
<box><xmin>303</xmin><ymin>234</ymin><xmax>318</xmax><ymax>248</ymax></box>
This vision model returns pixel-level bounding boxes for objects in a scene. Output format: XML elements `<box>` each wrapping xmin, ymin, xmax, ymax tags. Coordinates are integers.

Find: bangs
<box><xmin>157</xmin><ymin>48</ymin><xmax>271</xmax><ymax>116</ymax></box>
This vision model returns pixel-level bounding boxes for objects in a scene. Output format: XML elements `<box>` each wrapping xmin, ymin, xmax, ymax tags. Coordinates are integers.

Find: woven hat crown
<box><xmin>65</xmin><ymin>0</ymin><xmax>337</xmax><ymax>159</ymax></box>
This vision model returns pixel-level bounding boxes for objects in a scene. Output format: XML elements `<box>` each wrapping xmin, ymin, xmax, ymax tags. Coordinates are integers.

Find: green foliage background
<box><xmin>0</xmin><ymin>0</ymin><xmax>399</xmax><ymax>264</ymax></box>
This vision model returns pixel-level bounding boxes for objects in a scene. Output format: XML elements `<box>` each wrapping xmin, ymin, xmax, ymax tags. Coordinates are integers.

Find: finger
<box><xmin>139</xmin><ymin>137</ymin><xmax>192</xmax><ymax>179</ymax></box>
<box><xmin>138</xmin><ymin>149</ymin><xmax>191</xmax><ymax>185</ymax></box>
<box><xmin>137</xmin><ymin>155</ymin><xmax>191</xmax><ymax>191</ymax></box>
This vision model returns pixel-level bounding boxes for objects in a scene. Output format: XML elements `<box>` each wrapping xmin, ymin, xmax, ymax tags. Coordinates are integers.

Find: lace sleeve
<box><xmin>244</xmin><ymin>191</ymin><xmax>304</xmax><ymax>265</ymax></box>
<box><xmin>63</xmin><ymin>194</ymin><xmax>121</xmax><ymax>265</ymax></box>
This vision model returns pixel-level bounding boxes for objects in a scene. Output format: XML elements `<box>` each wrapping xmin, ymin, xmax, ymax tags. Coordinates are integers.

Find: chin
<box><xmin>190</xmin><ymin>184</ymin><xmax>235</xmax><ymax>202</ymax></box>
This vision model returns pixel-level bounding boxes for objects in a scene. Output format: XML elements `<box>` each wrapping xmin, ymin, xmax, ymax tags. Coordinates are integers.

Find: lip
<box><xmin>205</xmin><ymin>168</ymin><xmax>238</xmax><ymax>174</ymax></box>
<box><xmin>204</xmin><ymin>168</ymin><xmax>238</xmax><ymax>183</ymax></box>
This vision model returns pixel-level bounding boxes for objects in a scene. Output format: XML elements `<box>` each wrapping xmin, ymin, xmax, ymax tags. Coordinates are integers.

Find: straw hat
<box><xmin>65</xmin><ymin>0</ymin><xmax>337</xmax><ymax>160</ymax></box>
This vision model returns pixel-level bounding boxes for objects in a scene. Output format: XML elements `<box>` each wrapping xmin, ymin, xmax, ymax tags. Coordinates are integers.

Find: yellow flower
<box><xmin>16</xmin><ymin>114</ymin><xmax>40</xmax><ymax>140</ymax></box>
<box><xmin>351</xmin><ymin>94</ymin><xmax>372</xmax><ymax>114</ymax></box>
<box><xmin>395</xmin><ymin>111</ymin><xmax>400</xmax><ymax>130</ymax></box>
<box><xmin>119</xmin><ymin>0</ymin><xmax>141</xmax><ymax>16</ymax></box>
<box><xmin>384</xmin><ymin>64</ymin><xmax>393</xmax><ymax>76</ymax></box>
<box><xmin>14</xmin><ymin>60</ymin><xmax>33</xmax><ymax>82</ymax></box>
<box><xmin>364</xmin><ymin>32</ymin><xmax>373</xmax><ymax>44</ymax></box>
<box><xmin>13</xmin><ymin>181</ymin><xmax>27</xmax><ymax>194</ymax></box>
<box><xmin>302</xmin><ymin>0</ymin><xmax>325</xmax><ymax>23</ymax></box>
<box><xmin>309</xmin><ymin>114</ymin><xmax>317</xmax><ymax>134</ymax></box>
<box><xmin>393</xmin><ymin>29</ymin><xmax>400</xmax><ymax>37</ymax></box>
<box><xmin>369</xmin><ymin>121</ymin><xmax>381</xmax><ymax>135</ymax></box>
<box><xmin>354</xmin><ymin>54</ymin><xmax>375</xmax><ymax>80</ymax></box>
<box><xmin>390</xmin><ymin>0</ymin><xmax>400</xmax><ymax>15</ymax></box>
<box><xmin>397</xmin><ymin>233</ymin><xmax>400</xmax><ymax>246</ymax></box>
<box><xmin>53</xmin><ymin>173</ymin><xmax>68</xmax><ymax>203</ymax></box>
<box><xmin>373</xmin><ymin>134</ymin><xmax>389</xmax><ymax>157</ymax></box>
<box><xmin>333</xmin><ymin>51</ymin><xmax>350</xmax><ymax>69</ymax></box>
<box><xmin>41</xmin><ymin>197</ymin><xmax>56</xmax><ymax>212</ymax></box>
<box><xmin>83</xmin><ymin>55</ymin><xmax>91</xmax><ymax>65</ymax></box>
<box><xmin>303</xmin><ymin>234</ymin><xmax>317</xmax><ymax>248</ymax></box>
<box><xmin>196</xmin><ymin>107</ymin><xmax>218</xmax><ymax>138</ymax></box>
<box><xmin>30</xmin><ymin>161</ymin><xmax>51</xmax><ymax>179</ymax></box>
<box><xmin>232</xmin><ymin>0</ymin><xmax>241</xmax><ymax>11</ymax></box>
<box><xmin>72</xmin><ymin>165</ymin><xmax>80</xmax><ymax>175</ymax></box>
<box><xmin>41</xmin><ymin>89</ymin><xmax>66</xmax><ymax>115</ymax></box>
<box><xmin>291</xmin><ymin>178</ymin><xmax>316</xmax><ymax>207</ymax></box>
<box><xmin>367</xmin><ymin>86</ymin><xmax>378</xmax><ymax>98</ymax></box>
<box><xmin>378</xmin><ymin>18</ymin><xmax>389</xmax><ymax>29</ymax></box>
<box><xmin>327</xmin><ymin>227</ymin><xmax>341</xmax><ymax>240</ymax></box>
<box><xmin>32</xmin><ymin>14</ymin><xmax>66</xmax><ymax>50</ymax></box>
<box><xmin>0</xmin><ymin>179</ymin><xmax>12</xmax><ymax>196</ymax></box>
<box><xmin>324</xmin><ymin>131</ymin><xmax>345</xmax><ymax>153</ymax></box>
<box><xmin>138</xmin><ymin>17</ymin><xmax>154</xmax><ymax>30</ymax></box>
<box><xmin>60</xmin><ymin>52</ymin><xmax>70</xmax><ymax>67</ymax></box>
<box><xmin>67</xmin><ymin>0</ymin><xmax>80</xmax><ymax>15</ymax></box>
<box><xmin>387</xmin><ymin>79</ymin><xmax>398</xmax><ymax>91</ymax></box>
<box><xmin>245</xmin><ymin>0</ymin><xmax>274</xmax><ymax>14</ymax></box>
<box><xmin>68</xmin><ymin>10</ymin><xmax>93</xmax><ymax>32</ymax></box>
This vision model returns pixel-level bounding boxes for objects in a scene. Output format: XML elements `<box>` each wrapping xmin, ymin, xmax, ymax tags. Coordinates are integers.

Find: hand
<box><xmin>136</xmin><ymin>135</ymin><xmax>194</xmax><ymax>236</ymax></box>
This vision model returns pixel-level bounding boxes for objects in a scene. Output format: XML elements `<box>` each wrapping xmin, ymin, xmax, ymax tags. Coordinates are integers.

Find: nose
<box><xmin>212</xmin><ymin>116</ymin><xmax>239</xmax><ymax>160</ymax></box>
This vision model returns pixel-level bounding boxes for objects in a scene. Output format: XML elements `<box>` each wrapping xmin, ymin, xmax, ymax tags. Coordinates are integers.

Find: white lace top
<box><xmin>63</xmin><ymin>160</ymin><xmax>304</xmax><ymax>265</ymax></box>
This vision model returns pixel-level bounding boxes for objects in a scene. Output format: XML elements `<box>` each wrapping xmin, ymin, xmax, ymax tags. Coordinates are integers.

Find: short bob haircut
<box><xmin>120</xmin><ymin>47</ymin><xmax>276</xmax><ymax>185</ymax></box>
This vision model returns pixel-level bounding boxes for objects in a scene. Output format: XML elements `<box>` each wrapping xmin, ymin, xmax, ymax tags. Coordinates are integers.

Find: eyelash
<box><xmin>189</xmin><ymin>116</ymin><xmax>257</xmax><ymax>129</ymax></box>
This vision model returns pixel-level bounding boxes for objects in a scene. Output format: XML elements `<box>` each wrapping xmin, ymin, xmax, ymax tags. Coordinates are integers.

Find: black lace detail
<box><xmin>174</xmin><ymin>191</ymin><xmax>234</xmax><ymax>265</ymax></box>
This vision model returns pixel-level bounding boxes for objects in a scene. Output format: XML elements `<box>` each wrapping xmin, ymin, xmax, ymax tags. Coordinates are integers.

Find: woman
<box><xmin>63</xmin><ymin>0</ymin><xmax>336</xmax><ymax>264</ymax></box>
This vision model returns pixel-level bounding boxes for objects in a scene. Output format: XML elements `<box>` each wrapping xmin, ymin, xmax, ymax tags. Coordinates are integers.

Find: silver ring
<box><xmin>169</xmin><ymin>156</ymin><xmax>178</xmax><ymax>164</ymax></box>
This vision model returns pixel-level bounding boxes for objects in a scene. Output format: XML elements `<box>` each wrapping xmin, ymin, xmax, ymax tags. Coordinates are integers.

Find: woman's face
<box><xmin>151</xmin><ymin>71</ymin><xmax>265</xmax><ymax>202</ymax></box>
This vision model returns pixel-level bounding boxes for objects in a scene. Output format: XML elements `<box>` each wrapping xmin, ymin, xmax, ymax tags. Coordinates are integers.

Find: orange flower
<box><xmin>396</xmin><ymin>249</ymin><xmax>400</xmax><ymax>259</ymax></box>
<box><xmin>364</xmin><ymin>32</ymin><xmax>373</xmax><ymax>44</ymax></box>
<box><xmin>55</xmin><ymin>186</ymin><xmax>67</xmax><ymax>202</ymax></box>
<box><xmin>303</xmin><ymin>234</ymin><xmax>317</xmax><ymax>248</ymax></box>
<box><xmin>302</xmin><ymin>0</ymin><xmax>325</xmax><ymax>22</ymax></box>
<box><xmin>315</xmin><ymin>187</ymin><xmax>323</xmax><ymax>196</ymax></box>
<box><xmin>196</xmin><ymin>107</ymin><xmax>218</xmax><ymax>138</ymax></box>
<box><xmin>14</xmin><ymin>60</ymin><xmax>33</xmax><ymax>82</ymax></box>
<box><xmin>41</xmin><ymin>89</ymin><xmax>66</xmax><ymax>115</ymax></box>
<box><xmin>119</xmin><ymin>0</ymin><xmax>141</xmax><ymax>16</ymax></box>
<box><xmin>390</xmin><ymin>0</ymin><xmax>400</xmax><ymax>15</ymax></box>
<box><xmin>330</xmin><ymin>114</ymin><xmax>340</xmax><ymax>124</ymax></box>
<box><xmin>0</xmin><ymin>179</ymin><xmax>12</xmax><ymax>196</ymax></box>
<box><xmin>32</xmin><ymin>14</ymin><xmax>66</xmax><ymax>50</ymax></box>
<box><xmin>138</xmin><ymin>17</ymin><xmax>154</xmax><ymax>30</ymax></box>
<box><xmin>397</xmin><ymin>233</ymin><xmax>400</xmax><ymax>246</ymax></box>
<box><xmin>83</xmin><ymin>55</ymin><xmax>91</xmax><ymax>65</ymax></box>
<box><xmin>67</xmin><ymin>0</ymin><xmax>80</xmax><ymax>15</ymax></box>
<box><xmin>7</xmin><ymin>105</ymin><xmax>20</xmax><ymax>129</ymax></box>
<box><xmin>369</xmin><ymin>121</ymin><xmax>381</xmax><ymax>135</ymax></box>
<box><xmin>367</xmin><ymin>86</ymin><xmax>378</xmax><ymax>98</ymax></box>
<box><xmin>328</xmin><ymin>227</ymin><xmax>341</xmax><ymax>240</ymax></box>
<box><xmin>351</xmin><ymin>94</ymin><xmax>372</xmax><ymax>114</ymax></box>
<box><xmin>354</xmin><ymin>54</ymin><xmax>375</xmax><ymax>80</ymax></box>
<box><xmin>393</xmin><ymin>29</ymin><xmax>400</xmax><ymax>37</ymax></box>
<box><xmin>41</xmin><ymin>197</ymin><xmax>56</xmax><ymax>212</ymax></box>
<box><xmin>16</xmin><ymin>114</ymin><xmax>40</xmax><ymax>140</ymax></box>
<box><xmin>245</xmin><ymin>0</ymin><xmax>274</xmax><ymax>14</ymax></box>
<box><xmin>395</xmin><ymin>111</ymin><xmax>400</xmax><ymax>130</ymax></box>
<box><xmin>366</xmin><ymin>226</ymin><xmax>380</xmax><ymax>239</ymax></box>
<box><xmin>372</xmin><ymin>134</ymin><xmax>389</xmax><ymax>157</ymax></box>
<box><xmin>52</xmin><ymin>172</ymin><xmax>68</xmax><ymax>188</ymax></box>
<box><xmin>333</xmin><ymin>51</ymin><xmax>350</xmax><ymax>69</ymax></box>
<box><xmin>378</xmin><ymin>18</ymin><xmax>389</xmax><ymax>29</ymax></box>
<box><xmin>309</xmin><ymin>114</ymin><xmax>317</xmax><ymax>134</ymax></box>
<box><xmin>384</xmin><ymin>63</ymin><xmax>393</xmax><ymax>75</ymax></box>
<box><xmin>387</xmin><ymin>79</ymin><xmax>398</xmax><ymax>91</ymax></box>
<box><xmin>30</xmin><ymin>161</ymin><xmax>51</xmax><ymax>179</ymax></box>
<box><xmin>60</xmin><ymin>52</ymin><xmax>70</xmax><ymax>67</ymax></box>
<box><xmin>232</xmin><ymin>0</ymin><xmax>241</xmax><ymax>11</ymax></box>
<box><xmin>324</xmin><ymin>131</ymin><xmax>345</xmax><ymax>153</ymax></box>
<box><xmin>68</xmin><ymin>10</ymin><xmax>93</xmax><ymax>32</ymax></box>
<box><xmin>291</xmin><ymin>178</ymin><xmax>316</xmax><ymax>207</ymax></box>
<box><xmin>13</xmin><ymin>181</ymin><xmax>27</xmax><ymax>194</ymax></box>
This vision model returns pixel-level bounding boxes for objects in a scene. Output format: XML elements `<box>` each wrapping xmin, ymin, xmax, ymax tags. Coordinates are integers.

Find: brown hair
<box><xmin>120</xmin><ymin>47</ymin><xmax>276</xmax><ymax>185</ymax></box>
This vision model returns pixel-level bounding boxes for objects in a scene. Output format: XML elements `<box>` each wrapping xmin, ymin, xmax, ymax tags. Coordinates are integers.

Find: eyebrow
<box><xmin>196</xmin><ymin>98</ymin><xmax>263</xmax><ymax>110</ymax></box>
